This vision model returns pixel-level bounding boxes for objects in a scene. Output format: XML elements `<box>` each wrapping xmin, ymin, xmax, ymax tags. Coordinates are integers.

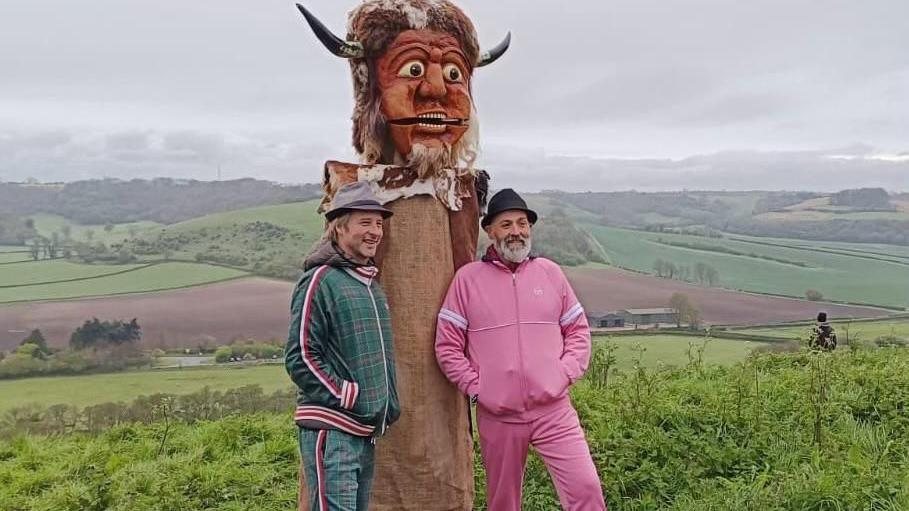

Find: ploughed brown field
<box><xmin>0</xmin><ymin>278</ymin><xmax>294</xmax><ymax>351</ymax></box>
<box><xmin>564</xmin><ymin>267</ymin><xmax>890</xmax><ymax>325</ymax></box>
<box><xmin>0</xmin><ymin>269</ymin><xmax>890</xmax><ymax>351</ymax></box>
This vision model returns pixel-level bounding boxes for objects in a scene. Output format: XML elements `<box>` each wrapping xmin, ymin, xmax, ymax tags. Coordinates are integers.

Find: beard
<box><xmin>495</xmin><ymin>235</ymin><xmax>531</xmax><ymax>264</ymax></box>
<box><xmin>406</xmin><ymin>143</ymin><xmax>456</xmax><ymax>179</ymax></box>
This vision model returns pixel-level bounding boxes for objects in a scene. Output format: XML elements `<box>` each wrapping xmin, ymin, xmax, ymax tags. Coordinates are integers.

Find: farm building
<box><xmin>620</xmin><ymin>308</ymin><xmax>679</xmax><ymax>326</ymax></box>
<box><xmin>588</xmin><ymin>308</ymin><xmax>679</xmax><ymax>328</ymax></box>
<box><xmin>587</xmin><ymin>312</ymin><xmax>625</xmax><ymax>328</ymax></box>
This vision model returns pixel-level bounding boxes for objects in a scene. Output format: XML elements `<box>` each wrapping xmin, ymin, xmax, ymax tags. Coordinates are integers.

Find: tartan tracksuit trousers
<box><xmin>299</xmin><ymin>428</ymin><xmax>375</xmax><ymax>511</ymax></box>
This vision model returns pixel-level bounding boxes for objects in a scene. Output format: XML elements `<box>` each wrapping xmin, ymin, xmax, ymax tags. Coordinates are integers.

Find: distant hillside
<box><xmin>123</xmin><ymin>201</ymin><xmax>324</xmax><ymax>279</ymax></box>
<box><xmin>0</xmin><ymin>178</ymin><xmax>321</xmax><ymax>225</ymax></box>
<box><xmin>541</xmin><ymin>188</ymin><xmax>909</xmax><ymax>245</ymax></box>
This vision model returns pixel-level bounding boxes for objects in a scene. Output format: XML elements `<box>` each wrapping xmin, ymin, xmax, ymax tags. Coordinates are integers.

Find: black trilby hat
<box><xmin>481</xmin><ymin>188</ymin><xmax>538</xmax><ymax>228</ymax></box>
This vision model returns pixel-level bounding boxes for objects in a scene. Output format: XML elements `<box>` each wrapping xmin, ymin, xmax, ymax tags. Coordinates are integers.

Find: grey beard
<box><xmin>406</xmin><ymin>143</ymin><xmax>456</xmax><ymax>179</ymax></box>
<box><xmin>496</xmin><ymin>237</ymin><xmax>532</xmax><ymax>264</ymax></box>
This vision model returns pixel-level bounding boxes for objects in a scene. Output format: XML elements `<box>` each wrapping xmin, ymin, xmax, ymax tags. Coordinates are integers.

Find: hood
<box><xmin>304</xmin><ymin>240</ymin><xmax>376</xmax><ymax>272</ymax></box>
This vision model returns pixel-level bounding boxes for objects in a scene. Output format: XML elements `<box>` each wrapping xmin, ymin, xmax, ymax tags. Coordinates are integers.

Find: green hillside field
<box><xmin>0</xmin><ymin>259</ymin><xmax>147</xmax><ymax>287</ymax></box>
<box><xmin>729</xmin><ymin>317</ymin><xmax>909</xmax><ymax>342</ymax></box>
<box><xmin>586</xmin><ymin>224</ymin><xmax>909</xmax><ymax>308</ymax></box>
<box><xmin>167</xmin><ymin>200</ymin><xmax>323</xmax><ymax>234</ymax></box>
<box><xmin>30</xmin><ymin>213</ymin><xmax>163</xmax><ymax>244</ymax></box>
<box><xmin>0</xmin><ymin>262</ymin><xmax>247</xmax><ymax>304</ymax></box>
<box><xmin>0</xmin><ymin>250</ymin><xmax>31</xmax><ymax>264</ymax></box>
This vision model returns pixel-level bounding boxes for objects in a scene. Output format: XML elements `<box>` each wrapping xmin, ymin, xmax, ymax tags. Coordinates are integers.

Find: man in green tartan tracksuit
<box><xmin>286</xmin><ymin>182</ymin><xmax>401</xmax><ymax>511</ymax></box>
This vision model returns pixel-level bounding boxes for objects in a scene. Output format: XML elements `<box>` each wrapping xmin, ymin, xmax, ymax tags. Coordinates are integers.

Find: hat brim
<box><xmin>481</xmin><ymin>208</ymin><xmax>538</xmax><ymax>228</ymax></box>
<box><xmin>325</xmin><ymin>204</ymin><xmax>394</xmax><ymax>221</ymax></box>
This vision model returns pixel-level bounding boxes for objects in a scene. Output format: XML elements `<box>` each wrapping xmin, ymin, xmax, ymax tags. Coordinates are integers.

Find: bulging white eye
<box><xmin>398</xmin><ymin>61</ymin><xmax>425</xmax><ymax>78</ymax></box>
<box><xmin>443</xmin><ymin>63</ymin><xmax>463</xmax><ymax>82</ymax></box>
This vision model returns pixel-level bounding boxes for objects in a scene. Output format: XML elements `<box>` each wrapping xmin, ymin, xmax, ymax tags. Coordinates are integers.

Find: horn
<box><xmin>296</xmin><ymin>4</ymin><xmax>365</xmax><ymax>59</ymax></box>
<box><xmin>476</xmin><ymin>32</ymin><xmax>511</xmax><ymax>68</ymax></box>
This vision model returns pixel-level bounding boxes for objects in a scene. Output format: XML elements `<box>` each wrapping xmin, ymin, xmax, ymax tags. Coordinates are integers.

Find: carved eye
<box><xmin>398</xmin><ymin>61</ymin><xmax>425</xmax><ymax>78</ymax></box>
<box><xmin>443</xmin><ymin>63</ymin><xmax>463</xmax><ymax>82</ymax></box>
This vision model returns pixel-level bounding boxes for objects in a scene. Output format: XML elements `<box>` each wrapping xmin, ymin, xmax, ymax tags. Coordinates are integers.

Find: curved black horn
<box><xmin>296</xmin><ymin>4</ymin><xmax>364</xmax><ymax>59</ymax></box>
<box><xmin>476</xmin><ymin>32</ymin><xmax>511</xmax><ymax>68</ymax></box>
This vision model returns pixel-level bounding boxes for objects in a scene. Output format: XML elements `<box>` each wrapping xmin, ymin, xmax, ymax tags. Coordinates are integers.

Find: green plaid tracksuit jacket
<box><xmin>285</xmin><ymin>263</ymin><xmax>401</xmax><ymax>438</ymax></box>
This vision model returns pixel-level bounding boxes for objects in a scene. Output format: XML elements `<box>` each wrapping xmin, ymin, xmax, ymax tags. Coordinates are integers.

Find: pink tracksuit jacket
<box><xmin>435</xmin><ymin>254</ymin><xmax>591</xmax><ymax>422</ymax></box>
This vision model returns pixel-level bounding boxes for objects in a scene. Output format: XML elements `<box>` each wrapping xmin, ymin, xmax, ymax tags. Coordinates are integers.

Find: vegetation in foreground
<box><xmin>0</xmin><ymin>334</ymin><xmax>761</xmax><ymax>412</ymax></box>
<box><xmin>2</xmin><ymin>347</ymin><xmax>908</xmax><ymax>510</ymax></box>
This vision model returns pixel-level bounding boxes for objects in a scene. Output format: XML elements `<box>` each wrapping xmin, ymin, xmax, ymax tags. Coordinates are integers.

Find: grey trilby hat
<box><xmin>325</xmin><ymin>181</ymin><xmax>393</xmax><ymax>221</ymax></box>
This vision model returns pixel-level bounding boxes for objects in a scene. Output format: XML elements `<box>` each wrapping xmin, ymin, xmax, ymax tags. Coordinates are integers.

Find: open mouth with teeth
<box><xmin>388</xmin><ymin>112</ymin><xmax>468</xmax><ymax>128</ymax></box>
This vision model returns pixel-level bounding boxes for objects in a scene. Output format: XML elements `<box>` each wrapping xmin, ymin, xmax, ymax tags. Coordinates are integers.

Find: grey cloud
<box><xmin>1</xmin><ymin>0</ymin><xmax>908</xmax><ymax>186</ymax></box>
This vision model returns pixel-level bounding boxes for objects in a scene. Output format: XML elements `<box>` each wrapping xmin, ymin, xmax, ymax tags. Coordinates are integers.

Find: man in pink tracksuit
<box><xmin>435</xmin><ymin>188</ymin><xmax>607</xmax><ymax>510</ymax></box>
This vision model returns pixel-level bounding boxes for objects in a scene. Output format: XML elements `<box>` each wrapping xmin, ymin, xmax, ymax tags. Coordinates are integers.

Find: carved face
<box><xmin>376</xmin><ymin>29</ymin><xmax>472</xmax><ymax>158</ymax></box>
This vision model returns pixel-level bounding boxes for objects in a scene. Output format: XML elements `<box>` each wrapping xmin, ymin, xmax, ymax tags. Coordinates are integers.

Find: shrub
<box><xmin>213</xmin><ymin>346</ymin><xmax>233</xmax><ymax>363</ymax></box>
<box><xmin>805</xmin><ymin>289</ymin><xmax>824</xmax><ymax>301</ymax></box>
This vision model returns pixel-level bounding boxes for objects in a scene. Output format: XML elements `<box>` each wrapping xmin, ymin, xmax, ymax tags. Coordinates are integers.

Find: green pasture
<box><xmin>0</xmin><ymin>262</ymin><xmax>247</xmax><ymax>303</ymax></box>
<box><xmin>0</xmin><ymin>364</ymin><xmax>289</xmax><ymax>412</ymax></box>
<box><xmin>0</xmin><ymin>259</ymin><xmax>146</xmax><ymax>287</ymax></box>
<box><xmin>30</xmin><ymin>214</ymin><xmax>163</xmax><ymax>244</ymax></box>
<box><xmin>167</xmin><ymin>200</ymin><xmax>323</xmax><ymax>234</ymax></box>
<box><xmin>730</xmin><ymin>317</ymin><xmax>909</xmax><ymax>342</ymax></box>
<box><xmin>0</xmin><ymin>252</ymin><xmax>31</xmax><ymax>264</ymax></box>
<box><xmin>586</xmin><ymin>224</ymin><xmax>909</xmax><ymax>308</ymax></box>
<box><xmin>0</xmin><ymin>335</ymin><xmax>767</xmax><ymax>412</ymax></box>
<box><xmin>594</xmin><ymin>334</ymin><xmax>771</xmax><ymax>370</ymax></box>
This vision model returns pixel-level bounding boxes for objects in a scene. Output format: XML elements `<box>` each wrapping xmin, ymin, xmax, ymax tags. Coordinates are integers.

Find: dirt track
<box><xmin>0</xmin><ymin>269</ymin><xmax>892</xmax><ymax>351</ymax></box>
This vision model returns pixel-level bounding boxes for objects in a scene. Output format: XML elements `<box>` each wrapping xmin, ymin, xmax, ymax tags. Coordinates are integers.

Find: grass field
<box><xmin>0</xmin><ymin>259</ymin><xmax>146</xmax><ymax>287</ymax></box>
<box><xmin>30</xmin><ymin>213</ymin><xmax>163</xmax><ymax>244</ymax></box>
<box><xmin>0</xmin><ymin>364</ymin><xmax>290</xmax><ymax>412</ymax></box>
<box><xmin>0</xmin><ymin>262</ymin><xmax>247</xmax><ymax>303</ymax></box>
<box><xmin>730</xmin><ymin>317</ymin><xmax>909</xmax><ymax>342</ymax></box>
<box><xmin>586</xmin><ymin>224</ymin><xmax>909</xmax><ymax>308</ymax></box>
<box><xmin>0</xmin><ymin>335</ymin><xmax>766</xmax><ymax>412</ymax></box>
<box><xmin>0</xmin><ymin>251</ymin><xmax>31</xmax><ymax>264</ymax></box>
<box><xmin>594</xmin><ymin>334</ymin><xmax>771</xmax><ymax>369</ymax></box>
<box><xmin>167</xmin><ymin>200</ymin><xmax>323</xmax><ymax>234</ymax></box>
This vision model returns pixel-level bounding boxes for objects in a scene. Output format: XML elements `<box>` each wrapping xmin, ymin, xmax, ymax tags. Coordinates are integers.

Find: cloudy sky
<box><xmin>1</xmin><ymin>0</ymin><xmax>907</xmax><ymax>190</ymax></box>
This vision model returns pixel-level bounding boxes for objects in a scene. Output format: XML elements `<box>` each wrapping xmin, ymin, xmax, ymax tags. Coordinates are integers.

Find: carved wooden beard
<box><xmin>375</xmin><ymin>29</ymin><xmax>473</xmax><ymax>178</ymax></box>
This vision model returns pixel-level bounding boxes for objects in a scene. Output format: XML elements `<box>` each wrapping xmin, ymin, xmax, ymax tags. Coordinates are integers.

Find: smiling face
<box><xmin>485</xmin><ymin>210</ymin><xmax>533</xmax><ymax>264</ymax></box>
<box><xmin>376</xmin><ymin>29</ymin><xmax>473</xmax><ymax>158</ymax></box>
<box><xmin>335</xmin><ymin>210</ymin><xmax>385</xmax><ymax>264</ymax></box>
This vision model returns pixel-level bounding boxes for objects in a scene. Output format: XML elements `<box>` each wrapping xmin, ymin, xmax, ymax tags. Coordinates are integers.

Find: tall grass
<box><xmin>2</xmin><ymin>347</ymin><xmax>908</xmax><ymax>510</ymax></box>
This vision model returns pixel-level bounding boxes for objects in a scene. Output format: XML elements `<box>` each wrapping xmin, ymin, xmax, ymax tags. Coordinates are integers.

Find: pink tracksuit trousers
<box><xmin>478</xmin><ymin>402</ymin><xmax>607</xmax><ymax>511</ymax></box>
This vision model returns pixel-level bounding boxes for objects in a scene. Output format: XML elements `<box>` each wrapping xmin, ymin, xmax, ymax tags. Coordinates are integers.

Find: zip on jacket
<box><xmin>435</xmin><ymin>246</ymin><xmax>591</xmax><ymax>423</ymax></box>
<box><xmin>285</xmin><ymin>243</ymin><xmax>400</xmax><ymax>437</ymax></box>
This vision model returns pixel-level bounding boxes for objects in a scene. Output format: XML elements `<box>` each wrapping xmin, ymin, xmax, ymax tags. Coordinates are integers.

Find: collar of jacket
<box><xmin>304</xmin><ymin>240</ymin><xmax>379</xmax><ymax>275</ymax></box>
<box><xmin>481</xmin><ymin>244</ymin><xmax>535</xmax><ymax>273</ymax></box>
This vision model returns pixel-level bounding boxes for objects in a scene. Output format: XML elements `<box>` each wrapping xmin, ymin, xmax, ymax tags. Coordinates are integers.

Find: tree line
<box><xmin>652</xmin><ymin>259</ymin><xmax>719</xmax><ymax>286</ymax></box>
<box><xmin>0</xmin><ymin>319</ymin><xmax>146</xmax><ymax>380</ymax></box>
<box><xmin>0</xmin><ymin>178</ymin><xmax>320</xmax><ymax>226</ymax></box>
